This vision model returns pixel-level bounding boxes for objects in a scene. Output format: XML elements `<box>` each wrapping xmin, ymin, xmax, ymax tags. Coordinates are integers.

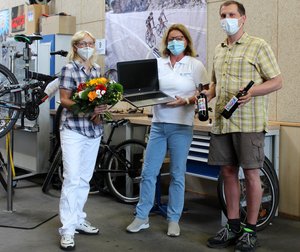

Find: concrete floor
<box><xmin>0</xmin><ymin>177</ymin><xmax>299</xmax><ymax>252</ymax></box>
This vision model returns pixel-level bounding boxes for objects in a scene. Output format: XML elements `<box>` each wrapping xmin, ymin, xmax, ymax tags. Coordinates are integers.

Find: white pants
<box><xmin>59</xmin><ymin>128</ymin><xmax>101</xmax><ymax>235</ymax></box>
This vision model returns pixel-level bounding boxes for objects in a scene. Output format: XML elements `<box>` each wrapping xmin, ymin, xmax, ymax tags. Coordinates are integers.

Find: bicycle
<box><xmin>155</xmin><ymin>21</ymin><xmax>168</xmax><ymax>38</ymax></box>
<box><xmin>217</xmin><ymin>156</ymin><xmax>280</xmax><ymax>231</ymax></box>
<box><xmin>42</xmin><ymin>105</ymin><xmax>147</xmax><ymax>204</ymax></box>
<box><xmin>145</xmin><ymin>27</ymin><xmax>156</xmax><ymax>48</ymax></box>
<box><xmin>0</xmin><ymin>34</ymin><xmax>56</xmax><ymax>138</ymax></box>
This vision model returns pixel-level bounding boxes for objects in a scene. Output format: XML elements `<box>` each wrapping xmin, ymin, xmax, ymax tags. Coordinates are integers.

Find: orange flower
<box><xmin>88</xmin><ymin>90</ymin><xmax>97</xmax><ymax>101</ymax></box>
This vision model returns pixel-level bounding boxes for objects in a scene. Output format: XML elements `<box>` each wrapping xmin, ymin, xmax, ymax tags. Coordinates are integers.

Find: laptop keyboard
<box><xmin>127</xmin><ymin>92</ymin><xmax>167</xmax><ymax>102</ymax></box>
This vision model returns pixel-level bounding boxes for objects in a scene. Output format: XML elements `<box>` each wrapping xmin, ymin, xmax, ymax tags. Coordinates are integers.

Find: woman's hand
<box><xmin>90</xmin><ymin>104</ymin><xmax>108</xmax><ymax>124</ymax></box>
<box><xmin>201</xmin><ymin>89</ymin><xmax>215</xmax><ymax>102</ymax></box>
<box><xmin>94</xmin><ymin>104</ymin><xmax>108</xmax><ymax>114</ymax></box>
<box><xmin>166</xmin><ymin>95</ymin><xmax>187</xmax><ymax>107</ymax></box>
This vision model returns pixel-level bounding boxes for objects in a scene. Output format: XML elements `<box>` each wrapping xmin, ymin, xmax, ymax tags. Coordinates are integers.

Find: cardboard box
<box><xmin>41</xmin><ymin>15</ymin><xmax>76</xmax><ymax>35</ymax></box>
<box><xmin>25</xmin><ymin>4</ymin><xmax>49</xmax><ymax>34</ymax></box>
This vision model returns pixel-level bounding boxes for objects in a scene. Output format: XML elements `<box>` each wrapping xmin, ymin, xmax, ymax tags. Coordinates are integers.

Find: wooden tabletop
<box><xmin>126</xmin><ymin>115</ymin><xmax>280</xmax><ymax>132</ymax></box>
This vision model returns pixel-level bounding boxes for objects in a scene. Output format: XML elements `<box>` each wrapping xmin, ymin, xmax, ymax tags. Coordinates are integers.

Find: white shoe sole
<box><xmin>60</xmin><ymin>244</ymin><xmax>75</xmax><ymax>251</ymax></box>
<box><xmin>167</xmin><ymin>232</ymin><xmax>180</xmax><ymax>237</ymax></box>
<box><xmin>126</xmin><ymin>223</ymin><xmax>150</xmax><ymax>233</ymax></box>
<box><xmin>75</xmin><ymin>229</ymin><xmax>99</xmax><ymax>235</ymax></box>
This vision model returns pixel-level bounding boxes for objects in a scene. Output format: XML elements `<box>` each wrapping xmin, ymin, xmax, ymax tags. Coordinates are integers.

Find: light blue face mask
<box><xmin>167</xmin><ymin>40</ymin><xmax>185</xmax><ymax>56</ymax></box>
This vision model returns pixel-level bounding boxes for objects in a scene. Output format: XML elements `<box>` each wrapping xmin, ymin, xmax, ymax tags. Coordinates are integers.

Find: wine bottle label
<box><xmin>224</xmin><ymin>96</ymin><xmax>238</xmax><ymax>111</ymax></box>
<box><xmin>198</xmin><ymin>98</ymin><xmax>206</xmax><ymax>111</ymax></box>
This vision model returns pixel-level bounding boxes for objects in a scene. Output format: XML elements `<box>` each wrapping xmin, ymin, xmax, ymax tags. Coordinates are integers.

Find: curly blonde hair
<box><xmin>160</xmin><ymin>24</ymin><xmax>197</xmax><ymax>58</ymax></box>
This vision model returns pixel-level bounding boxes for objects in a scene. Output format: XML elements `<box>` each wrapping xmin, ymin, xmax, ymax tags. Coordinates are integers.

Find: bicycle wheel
<box><xmin>264</xmin><ymin>156</ymin><xmax>279</xmax><ymax>188</ymax></box>
<box><xmin>217</xmin><ymin>159</ymin><xmax>279</xmax><ymax>231</ymax></box>
<box><xmin>0</xmin><ymin>64</ymin><xmax>21</xmax><ymax>138</ymax></box>
<box><xmin>149</xmin><ymin>33</ymin><xmax>156</xmax><ymax>48</ymax></box>
<box><xmin>42</xmin><ymin>147</ymin><xmax>62</xmax><ymax>193</ymax></box>
<box><xmin>104</xmin><ymin>139</ymin><xmax>146</xmax><ymax>204</ymax></box>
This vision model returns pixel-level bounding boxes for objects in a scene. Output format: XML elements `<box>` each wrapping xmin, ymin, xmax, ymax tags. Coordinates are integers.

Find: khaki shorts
<box><xmin>208</xmin><ymin>132</ymin><xmax>265</xmax><ymax>169</ymax></box>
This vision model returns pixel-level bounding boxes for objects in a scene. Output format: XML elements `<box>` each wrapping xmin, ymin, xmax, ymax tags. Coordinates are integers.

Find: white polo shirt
<box><xmin>152</xmin><ymin>56</ymin><xmax>209</xmax><ymax>126</ymax></box>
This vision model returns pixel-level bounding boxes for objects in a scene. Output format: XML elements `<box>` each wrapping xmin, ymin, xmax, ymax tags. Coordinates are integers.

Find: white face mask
<box><xmin>77</xmin><ymin>47</ymin><xmax>95</xmax><ymax>60</ymax></box>
<box><xmin>220</xmin><ymin>18</ymin><xmax>242</xmax><ymax>36</ymax></box>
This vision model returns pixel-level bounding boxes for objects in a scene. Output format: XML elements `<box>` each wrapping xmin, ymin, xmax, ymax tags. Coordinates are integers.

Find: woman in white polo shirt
<box><xmin>126</xmin><ymin>24</ymin><xmax>209</xmax><ymax>237</ymax></box>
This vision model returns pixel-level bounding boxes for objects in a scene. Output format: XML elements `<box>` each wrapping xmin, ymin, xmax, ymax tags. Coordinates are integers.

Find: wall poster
<box><xmin>0</xmin><ymin>9</ymin><xmax>10</xmax><ymax>42</ymax></box>
<box><xmin>105</xmin><ymin>0</ymin><xmax>207</xmax><ymax>73</ymax></box>
<box><xmin>11</xmin><ymin>5</ymin><xmax>25</xmax><ymax>33</ymax></box>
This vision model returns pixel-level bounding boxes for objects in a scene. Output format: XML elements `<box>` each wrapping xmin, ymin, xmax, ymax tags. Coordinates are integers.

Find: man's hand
<box><xmin>238</xmin><ymin>90</ymin><xmax>252</xmax><ymax>107</ymax></box>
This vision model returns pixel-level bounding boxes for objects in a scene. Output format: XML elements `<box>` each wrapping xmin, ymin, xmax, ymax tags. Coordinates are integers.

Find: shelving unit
<box><xmin>186</xmin><ymin>128</ymin><xmax>280</xmax><ymax>181</ymax></box>
<box><xmin>186</xmin><ymin>132</ymin><xmax>220</xmax><ymax>181</ymax></box>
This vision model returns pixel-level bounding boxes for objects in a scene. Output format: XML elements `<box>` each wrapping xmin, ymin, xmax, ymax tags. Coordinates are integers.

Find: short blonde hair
<box><xmin>68</xmin><ymin>30</ymin><xmax>96</xmax><ymax>64</ymax></box>
<box><xmin>160</xmin><ymin>24</ymin><xmax>197</xmax><ymax>58</ymax></box>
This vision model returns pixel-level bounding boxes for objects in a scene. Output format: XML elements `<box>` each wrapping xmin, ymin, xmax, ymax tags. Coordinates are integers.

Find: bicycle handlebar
<box><xmin>106</xmin><ymin>118</ymin><xmax>129</xmax><ymax>127</ymax></box>
<box><xmin>28</xmin><ymin>71</ymin><xmax>56</xmax><ymax>83</ymax></box>
<box><xmin>50</xmin><ymin>50</ymin><xmax>68</xmax><ymax>57</ymax></box>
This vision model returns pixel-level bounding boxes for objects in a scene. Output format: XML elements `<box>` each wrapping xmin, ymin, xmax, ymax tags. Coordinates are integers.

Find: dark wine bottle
<box><xmin>197</xmin><ymin>84</ymin><xmax>209</xmax><ymax>121</ymax></box>
<box><xmin>221</xmin><ymin>80</ymin><xmax>254</xmax><ymax>119</ymax></box>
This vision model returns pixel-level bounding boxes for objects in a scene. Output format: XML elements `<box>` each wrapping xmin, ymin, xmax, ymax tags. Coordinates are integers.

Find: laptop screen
<box><xmin>117</xmin><ymin>59</ymin><xmax>159</xmax><ymax>95</ymax></box>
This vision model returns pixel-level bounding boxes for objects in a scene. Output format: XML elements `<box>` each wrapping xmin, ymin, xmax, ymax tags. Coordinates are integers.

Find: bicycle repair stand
<box><xmin>5</xmin><ymin>129</ymin><xmax>14</xmax><ymax>212</ymax></box>
<box><xmin>0</xmin><ymin>129</ymin><xmax>57</xmax><ymax>229</ymax></box>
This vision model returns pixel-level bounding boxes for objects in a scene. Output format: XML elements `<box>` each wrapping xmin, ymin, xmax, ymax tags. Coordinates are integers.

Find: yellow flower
<box><xmin>98</xmin><ymin>77</ymin><xmax>108</xmax><ymax>84</ymax></box>
<box><xmin>87</xmin><ymin>77</ymin><xmax>108</xmax><ymax>87</ymax></box>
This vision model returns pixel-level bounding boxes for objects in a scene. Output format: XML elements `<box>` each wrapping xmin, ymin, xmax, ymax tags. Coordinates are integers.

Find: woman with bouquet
<box><xmin>58</xmin><ymin>30</ymin><xmax>106</xmax><ymax>251</ymax></box>
<box><xmin>126</xmin><ymin>24</ymin><xmax>209</xmax><ymax>237</ymax></box>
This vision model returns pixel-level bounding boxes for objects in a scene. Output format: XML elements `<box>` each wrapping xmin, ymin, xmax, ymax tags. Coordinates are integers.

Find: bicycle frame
<box><xmin>95</xmin><ymin>119</ymin><xmax>132</xmax><ymax>172</ymax></box>
<box><xmin>96</xmin><ymin>143</ymin><xmax>135</xmax><ymax>174</ymax></box>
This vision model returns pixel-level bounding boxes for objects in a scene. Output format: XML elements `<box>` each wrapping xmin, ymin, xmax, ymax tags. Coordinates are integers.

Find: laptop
<box><xmin>117</xmin><ymin>58</ymin><xmax>175</xmax><ymax>108</ymax></box>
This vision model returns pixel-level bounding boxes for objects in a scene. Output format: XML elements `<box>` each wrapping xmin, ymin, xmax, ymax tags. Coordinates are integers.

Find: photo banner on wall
<box><xmin>105</xmin><ymin>0</ymin><xmax>207</xmax><ymax>72</ymax></box>
<box><xmin>0</xmin><ymin>9</ymin><xmax>10</xmax><ymax>42</ymax></box>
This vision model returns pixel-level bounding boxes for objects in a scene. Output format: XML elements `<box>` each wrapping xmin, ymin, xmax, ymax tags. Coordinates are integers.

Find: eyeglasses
<box><xmin>76</xmin><ymin>41</ymin><xmax>95</xmax><ymax>48</ymax></box>
<box><xmin>167</xmin><ymin>36</ymin><xmax>185</xmax><ymax>42</ymax></box>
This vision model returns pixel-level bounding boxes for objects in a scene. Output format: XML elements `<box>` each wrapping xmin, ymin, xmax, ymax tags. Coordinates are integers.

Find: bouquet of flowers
<box><xmin>71</xmin><ymin>77</ymin><xmax>123</xmax><ymax>119</ymax></box>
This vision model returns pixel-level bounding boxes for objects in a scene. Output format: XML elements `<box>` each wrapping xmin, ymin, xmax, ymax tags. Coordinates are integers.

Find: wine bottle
<box><xmin>221</xmin><ymin>80</ymin><xmax>254</xmax><ymax>119</ymax></box>
<box><xmin>197</xmin><ymin>84</ymin><xmax>209</xmax><ymax>121</ymax></box>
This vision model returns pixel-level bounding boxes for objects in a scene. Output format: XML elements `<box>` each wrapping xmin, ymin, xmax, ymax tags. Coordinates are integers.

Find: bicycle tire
<box><xmin>0</xmin><ymin>152</ymin><xmax>7</xmax><ymax>191</ymax></box>
<box><xmin>263</xmin><ymin>157</ymin><xmax>280</xmax><ymax>209</ymax></box>
<box><xmin>264</xmin><ymin>156</ymin><xmax>279</xmax><ymax>188</ymax></box>
<box><xmin>0</xmin><ymin>64</ymin><xmax>22</xmax><ymax>138</ymax></box>
<box><xmin>42</xmin><ymin>147</ymin><xmax>62</xmax><ymax>193</ymax></box>
<box><xmin>54</xmin><ymin>104</ymin><xmax>64</xmax><ymax>144</ymax></box>
<box><xmin>217</xmin><ymin>158</ymin><xmax>279</xmax><ymax>231</ymax></box>
<box><xmin>104</xmin><ymin>139</ymin><xmax>146</xmax><ymax>204</ymax></box>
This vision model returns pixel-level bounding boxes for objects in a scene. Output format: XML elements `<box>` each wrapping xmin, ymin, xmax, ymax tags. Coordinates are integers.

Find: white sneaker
<box><xmin>167</xmin><ymin>222</ymin><xmax>180</xmax><ymax>237</ymax></box>
<box><xmin>75</xmin><ymin>220</ymin><xmax>99</xmax><ymax>235</ymax></box>
<box><xmin>60</xmin><ymin>234</ymin><xmax>75</xmax><ymax>251</ymax></box>
<box><xmin>126</xmin><ymin>217</ymin><xmax>150</xmax><ymax>233</ymax></box>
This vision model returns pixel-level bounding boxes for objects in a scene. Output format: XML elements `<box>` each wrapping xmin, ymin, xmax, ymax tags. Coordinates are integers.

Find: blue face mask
<box><xmin>167</xmin><ymin>40</ymin><xmax>185</xmax><ymax>56</ymax></box>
